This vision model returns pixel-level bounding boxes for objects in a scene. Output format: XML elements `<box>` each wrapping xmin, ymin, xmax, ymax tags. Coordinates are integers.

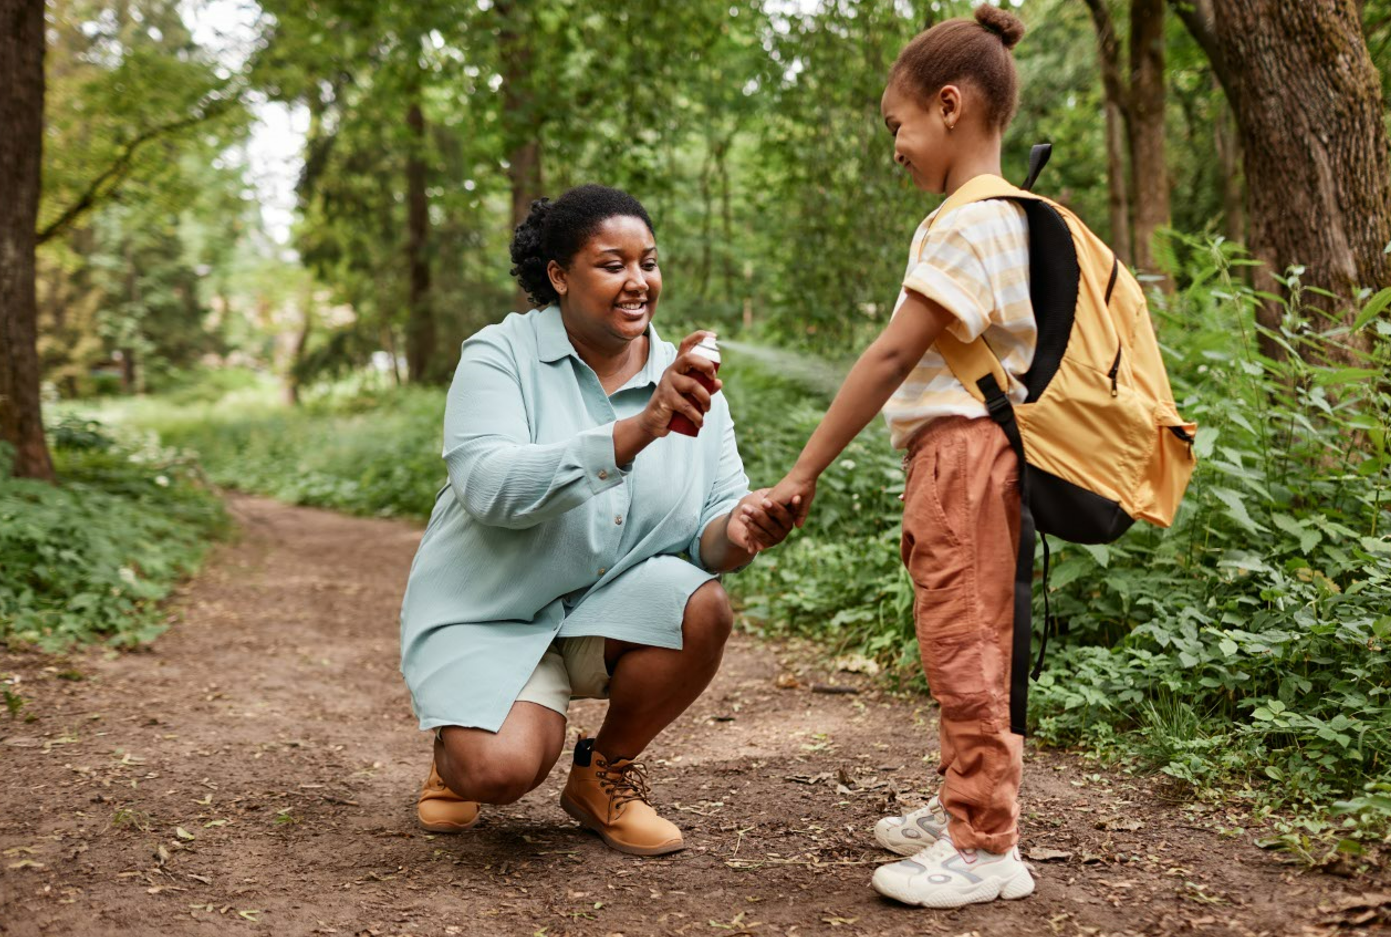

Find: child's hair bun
<box><xmin>974</xmin><ymin>4</ymin><xmax>1026</xmax><ymax>51</ymax></box>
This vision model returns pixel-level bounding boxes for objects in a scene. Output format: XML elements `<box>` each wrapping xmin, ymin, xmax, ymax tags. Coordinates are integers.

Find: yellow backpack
<box><xmin>922</xmin><ymin>150</ymin><xmax>1197</xmax><ymax>734</ymax></box>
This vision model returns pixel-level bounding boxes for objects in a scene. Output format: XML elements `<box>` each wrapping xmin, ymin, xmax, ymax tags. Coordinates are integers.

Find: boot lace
<box><xmin>596</xmin><ymin>758</ymin><xmax>653</xmax><ymax>811</ymax></box>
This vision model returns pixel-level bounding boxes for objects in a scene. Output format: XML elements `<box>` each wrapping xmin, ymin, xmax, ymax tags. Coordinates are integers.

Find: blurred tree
<box><xmin>35</xmin><ymin>0</ymin><xmax>249</xmax><ymax>396</ymax></box>
<box><xmin>0</xmin><ymin>0</ymin><xmax>55</xmax><ymax>480</ymax></box>
<box><xmin>1080</xmin><ymin>0</ymin><xmax>1170</xmax><ymax>282</ymax></box>
<box><xmin>1179</xmin><ymin>0</ymin><xmax>1391</xmax><ymax>362</ymax></box>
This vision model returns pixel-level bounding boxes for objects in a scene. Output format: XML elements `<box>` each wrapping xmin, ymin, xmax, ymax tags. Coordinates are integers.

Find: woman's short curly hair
<box><xmin>508</xmin><ymin>184</ymin><xmax>655</xmax><ymax>308</ymax></box>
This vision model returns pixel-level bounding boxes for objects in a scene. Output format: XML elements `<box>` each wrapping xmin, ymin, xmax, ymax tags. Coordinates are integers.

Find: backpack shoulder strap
<box><xmin>918</xmin><ymin>174</ymin><xmax>1036</xmax><ymax>405</ymax></box>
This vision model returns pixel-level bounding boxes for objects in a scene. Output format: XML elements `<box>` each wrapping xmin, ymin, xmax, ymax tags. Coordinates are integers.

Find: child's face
<box><xmin>880</xmin><ymin>79</ymin><xmax>955</xmax><ymax>195</ymax></box>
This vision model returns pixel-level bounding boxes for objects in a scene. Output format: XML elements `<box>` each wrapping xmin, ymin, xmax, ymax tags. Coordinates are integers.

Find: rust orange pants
<box><xmin>901</xmin><ymin>415</ymin><xmax>1023</xmax><ymax>854</ymax></box>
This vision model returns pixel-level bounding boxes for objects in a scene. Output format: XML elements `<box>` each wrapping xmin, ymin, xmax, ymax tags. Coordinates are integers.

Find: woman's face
<box><xmin>549</xmin><ymin>215</ymin><xmax>661</xmax><ymax>349</ymax></box>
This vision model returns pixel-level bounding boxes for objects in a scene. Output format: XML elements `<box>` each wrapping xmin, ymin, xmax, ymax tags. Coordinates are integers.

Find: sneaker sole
<box><xmin>872</xmin><ymin>866</ymin><xmax>1035</xmax><ymax>908</ymax></box>
<box><xmin>560</xmin><ymin>792</ymin><xmax>684</xmax><ymax>857</ymax></box>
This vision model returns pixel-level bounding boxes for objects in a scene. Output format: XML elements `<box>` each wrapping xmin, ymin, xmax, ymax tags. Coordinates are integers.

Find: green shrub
<box><xmin>0</xmin><ymin>417</ymin><xmax>227</xmax><ymax>650</ymax></box>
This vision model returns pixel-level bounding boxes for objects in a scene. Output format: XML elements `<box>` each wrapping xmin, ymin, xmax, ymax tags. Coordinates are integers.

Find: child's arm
<box><xmin>767</xmin><ymin>289</ymin><xmax>955</xmax><ymax>526</ymax></box>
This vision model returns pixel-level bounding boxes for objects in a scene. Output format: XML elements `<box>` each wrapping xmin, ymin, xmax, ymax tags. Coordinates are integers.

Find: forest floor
<box><xmin>2</xmin><ymin>495</ymin><xmax>1388</xmax><ymax>937</ymax></box>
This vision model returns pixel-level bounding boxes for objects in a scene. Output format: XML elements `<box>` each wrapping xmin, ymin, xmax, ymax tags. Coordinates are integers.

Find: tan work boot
<box><xmin>417</xmin><ymin>758</ymin><xmax>480</xmax><ymax>833</ymax></box>
<box><xmin>560</xmin><ymin>738</ymin><xmax>683</xmax><ymax>856</ymax></box>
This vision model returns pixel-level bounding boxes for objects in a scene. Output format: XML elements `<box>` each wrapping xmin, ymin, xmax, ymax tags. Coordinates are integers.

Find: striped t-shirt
<box><xmin>882</xmin><ymin>198</ymin><xmax>1036</xmax><ymax>449</ymax></box>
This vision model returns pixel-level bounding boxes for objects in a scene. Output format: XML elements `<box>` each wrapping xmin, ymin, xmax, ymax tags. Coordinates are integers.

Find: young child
<box><xmin>764</xmin><ymin>4</ymin><xmax>1037</xmax><ymax>909</ymax></box>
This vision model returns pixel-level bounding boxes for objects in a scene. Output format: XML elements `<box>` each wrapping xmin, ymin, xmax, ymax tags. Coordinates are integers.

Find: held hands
<box><xmin>637</xmin><ymin>331</ymin><xmax>721</xmax><ymax>439</ymax></box>
<box><xmin>764</xmin><ymin>470</ymin><xmax>818</xmax><ymax>529</ymax></box>
<box><xmin>726</xmin><ymin>488</ymin><xmax>799</xmax><ymax>555</ymax></box>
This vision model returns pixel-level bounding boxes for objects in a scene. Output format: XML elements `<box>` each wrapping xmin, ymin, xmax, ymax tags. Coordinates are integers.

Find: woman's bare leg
<box><xmin>594</xmin><ymin>580</ymin><xmax>733</xmax><ymax>760</ymax></box>
<box><xmin>435</xmin><ymin>701</ymin><xmax>566</xmax><ymax>804</ymax></box>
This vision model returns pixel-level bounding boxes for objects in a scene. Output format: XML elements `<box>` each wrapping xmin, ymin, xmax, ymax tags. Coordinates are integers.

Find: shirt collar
<box><xmin>534</xmin><ymin>304</ymin><xmax>671</xmax><ymax>391</ymax></box>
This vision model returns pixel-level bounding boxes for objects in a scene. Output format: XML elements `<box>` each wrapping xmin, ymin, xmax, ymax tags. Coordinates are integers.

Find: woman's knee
<box><xmin>683</xmin><ymin>580</ymin><xmax>734</xmax><ymax>652</ymax></box>
<box><xmin>437</xmin><ymin>733</ymin><xmax>548</xmax><ymax>805</ymax></box>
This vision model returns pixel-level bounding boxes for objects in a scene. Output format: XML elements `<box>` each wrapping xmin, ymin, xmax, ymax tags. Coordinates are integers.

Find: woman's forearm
<box><xmin>613</xmin><ymin>415</ymin><xmax>659</xmax><ymax>467</ymax></box>
<box><xmin>698</xmin><ymin>512</ymin><xmax>756</xmax><ymax>573</ymax></box>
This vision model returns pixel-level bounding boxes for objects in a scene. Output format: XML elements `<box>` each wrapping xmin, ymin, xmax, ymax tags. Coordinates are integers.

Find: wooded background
<box><xmin>5</xmin><ymin>0</ymin><xmax>1391</xmax><ymax>477</ymax></box>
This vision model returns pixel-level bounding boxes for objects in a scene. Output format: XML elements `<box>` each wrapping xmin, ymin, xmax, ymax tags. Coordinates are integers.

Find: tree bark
<box><xmin>1205</xmin><ymin>0</ymin><xmax>1391</xmax><ymax>363</ymax></box>
<box><xmin>1129</xmin><ymin>0</ymin><xmax>1170</xmax><ymax>285</ymax></box>
<box><xmin>0</xmin><ymin>0</ymin><xmax>56</xmax><ymax>481</ymax></box>
<box><xmin>404</xmin><ymin>62</ymin><xmax>436</xmax><ymax>383</ymax></box>
<box><xmin>1212</xmin><ymin>81</ymin><xmax>1245</xmax><ymax>250</ymax></box>
<box><xmin>499</xmin><ymin>0</ymin><xmax>543</xmax><ymax>313</ymax></box>
<box><xmin>1081</xmin><ymin>0</ymin><xmax>1134</xmax><ymax>265</ymax></box>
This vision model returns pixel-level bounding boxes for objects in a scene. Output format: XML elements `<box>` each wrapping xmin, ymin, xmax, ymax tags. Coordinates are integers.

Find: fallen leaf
<box><xmin>1097</xmin><ymin>816</ymin><xmax>1144</xmax><ymax>831</ymax></box>
<box><xmin>831</xmin><ymin>653</ymin><xmax>880</xmax><ymax>675</ymax></box>
<box><xmin>774</xmin><ymin>673</ymin><xmax>800</xmax><ymax>690</ymax></box>
<box><xmin>1026</xmin><ymin>847</ymin><xmax>1073</xmax><ymax>862</ymax></box>
<box><xmin>175</xmin><ymin>827</ymin><xmax>195</xmax><ymax>841</ymax></box>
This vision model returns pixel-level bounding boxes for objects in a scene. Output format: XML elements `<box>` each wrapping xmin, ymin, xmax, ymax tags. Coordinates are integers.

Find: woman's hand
<box><xmin>636</xmin><ymin>331</ymin><xmax>722</xmax><ymax>439</ymax></box>
<box><xmin>726</xmin><ymin>488</ymin><xmax>799</xmax><ymax>555</ymax></box>
<box><xmin>764</xmin><ymin>469</ymin><xmax>818</xmax><ymax>528</ymax></box>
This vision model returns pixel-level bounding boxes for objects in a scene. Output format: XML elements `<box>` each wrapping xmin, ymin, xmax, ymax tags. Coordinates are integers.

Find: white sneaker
<box><xmin>874</xmin><ymin>796</ymin><xmax>950</xmax><ymax>855</ymax></box>
<box><xmin>871</xmin><ymin>836</ymin><xmax>1035</xmax><ymax>908</ymax></box>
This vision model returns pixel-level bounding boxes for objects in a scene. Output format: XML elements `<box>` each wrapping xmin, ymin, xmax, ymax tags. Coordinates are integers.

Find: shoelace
<box><xmin>596</xmin><ymin>758</ymin><xmax>653</xmax><ymax>810</ymax></box>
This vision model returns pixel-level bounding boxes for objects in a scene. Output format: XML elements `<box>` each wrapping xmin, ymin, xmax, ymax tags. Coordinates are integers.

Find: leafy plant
<box><xmin>0</xmin><ymin>417</ymin><xmax>227</xmax><ymax>650</ymax></box>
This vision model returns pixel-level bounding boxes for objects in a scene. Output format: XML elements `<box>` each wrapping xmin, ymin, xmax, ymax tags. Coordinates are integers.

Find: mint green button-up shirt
<box><xmin>399</xmin><ymin>305</ymin><xmax>751</xmax><ymax>733</ymax></box>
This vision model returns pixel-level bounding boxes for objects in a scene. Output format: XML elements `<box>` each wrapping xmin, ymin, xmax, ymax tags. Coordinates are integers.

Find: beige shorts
<box><xmin>515</xmin><ymin>635</ymin><xmax>612</xmax><ymax>715</ymax></box>
<box><xmin>434</xmin><ymin>636</ymin><xmax>611</xmax><ymax>741</ymax></box>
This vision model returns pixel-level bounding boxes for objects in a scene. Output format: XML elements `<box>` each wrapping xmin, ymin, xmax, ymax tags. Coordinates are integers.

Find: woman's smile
<box><xmin>615</xmin><ymin>299</ymin><xmax>648</xmax><ymax>321</ymax></box>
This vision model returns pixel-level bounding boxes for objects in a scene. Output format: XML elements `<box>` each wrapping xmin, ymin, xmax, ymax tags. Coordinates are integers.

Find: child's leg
<box><xmin>901</xmin><ymin>416</ymin><xmax>1023</xmax><ymax>855</ymax></box>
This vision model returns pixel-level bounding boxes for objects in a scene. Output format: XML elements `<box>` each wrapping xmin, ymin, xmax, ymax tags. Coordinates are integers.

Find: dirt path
<box><xmin>1</xmin><ymin>495</ymin><xmax>1384</xmax><ymax>937</ymax></box>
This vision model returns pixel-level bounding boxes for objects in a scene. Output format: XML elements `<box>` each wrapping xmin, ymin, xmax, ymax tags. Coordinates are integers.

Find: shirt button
<box><xmin>597</xmin><ymin>469</ymin><xmax>609</xmax><ymax>481</ymax></box>
<box><xmin>615</xmin><ymin>515</ymin><xmax>624</xmax><ymax>526</ymax></box>
<box><xmin>597</xmin><ymin>567</ymin><xmax>606</xmax><ymax>576</ymax></box>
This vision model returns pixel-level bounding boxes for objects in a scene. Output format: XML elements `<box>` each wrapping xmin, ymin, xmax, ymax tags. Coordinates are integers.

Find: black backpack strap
<box><xmin>977</xmin><ymin>373</ymin><xmax>1035</xmax><ymax>737</ymax></box>
<box><xmin>1022</xmin><ymin>143</ymin><xmax>1052</xmax><ymax>192</ymax></box>
<box><xmin>1033</xmin><ymin>535</ymin><xmax>1052</xmax><ymax>681</ymax></box>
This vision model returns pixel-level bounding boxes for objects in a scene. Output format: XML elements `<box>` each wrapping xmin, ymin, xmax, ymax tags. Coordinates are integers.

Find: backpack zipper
<box><xmin>1107</xmin><ymin>345</ymin><xmax>1121</xmax><ymax>397</ymax></box>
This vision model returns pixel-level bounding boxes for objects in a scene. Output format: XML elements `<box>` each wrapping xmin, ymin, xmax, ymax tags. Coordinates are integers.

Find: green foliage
<box><xmin>114</xmin><ymin>376</ymin><xmax>447</xmax><ymax>519</ymax></box>
<box><xmin>37</xmin><ymin>0</ymin><xmax>252</xmax><ymax>398</ymax></box>
<box><xmin>0</xmin><ymin>417</ymin><xmax>227</xmax><ymax>650</ymax></box>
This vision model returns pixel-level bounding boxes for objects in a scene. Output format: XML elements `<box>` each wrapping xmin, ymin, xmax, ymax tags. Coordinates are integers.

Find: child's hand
<box><xmin>766</xmin><ymin>471</ymin><xmax>817</xmax><ymax>528</ymax></box>
<box><xmin>726</xmin><ymin>488</ymin><xmax>798</xmax><ymax>554</ymax></box>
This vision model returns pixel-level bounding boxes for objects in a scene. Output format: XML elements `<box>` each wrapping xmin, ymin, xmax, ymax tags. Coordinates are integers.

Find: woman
<box><xmin>399</xmin><ymin>184</ymin><xmax>794</xmax><ymax>856</ymax></box>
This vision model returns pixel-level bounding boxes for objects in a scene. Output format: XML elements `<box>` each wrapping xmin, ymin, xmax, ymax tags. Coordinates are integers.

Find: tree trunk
<box><xmin>1206</xmin><ymin>0</ymin><xmax>1391</xmax><ymax>364</ymax></box>
<box><xmin>1082</xmin><ymin>0</ymin><xmax>1134</xmax><ymax>265</ymax></box>
<box><xmin>282</xmin><ymin>283</ymin><xmax>313</xmax><ymax>406</ymax></box>
<box><xmin>1129</xmin><ymin>0</ymin><xmax>1170</xmax><ymax>285</ymax></box>
<box><xmin>404</xmin><ymin>65</ymin><xmax>436</xmax><ymax>383</ymax></box>
<box><xmin>1212</xmin><ymin>81</ymin><xmax>1245</xmax><ymax>250</ymax></box>
<box><xmin>0</xmin><ymin>0</ymin><xmax>55</xmax><ymax>481</ymax></box>
<box><xmin>499</xmin><ymin>0</ymin><xmax>543</xmax><ymax>313</ymax></box>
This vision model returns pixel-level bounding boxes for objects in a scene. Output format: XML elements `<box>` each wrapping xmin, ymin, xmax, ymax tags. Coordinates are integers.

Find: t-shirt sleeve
<box><xmin>901</xmin><ymin>202</ymin><xmax>1017</xmax><ymax>343</ymax></box>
